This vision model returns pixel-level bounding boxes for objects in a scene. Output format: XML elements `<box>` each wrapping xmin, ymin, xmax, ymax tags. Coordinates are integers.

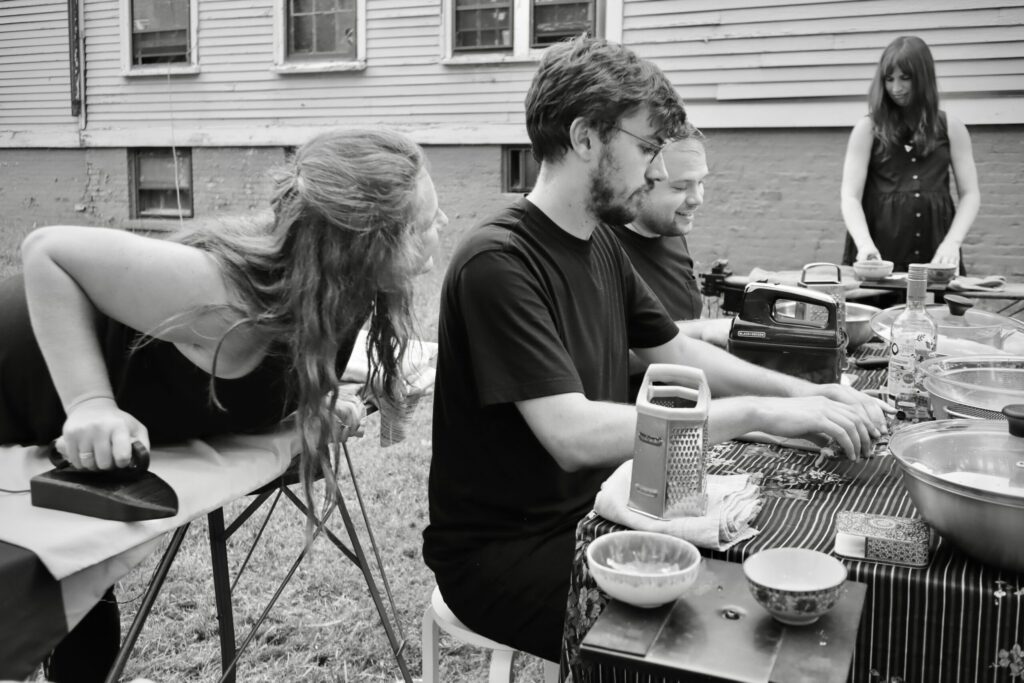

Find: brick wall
<box><xmin>2</xmin><ymin>127</ymin><xmax>1021</xmax><ymax>284</ymax></box>
<box><xmin>687</xmin><ymin>125</ymin><xmax>1024</xmax><ymax>283</ymax></box>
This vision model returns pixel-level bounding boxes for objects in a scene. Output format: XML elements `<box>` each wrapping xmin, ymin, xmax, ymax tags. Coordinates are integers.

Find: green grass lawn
<box><xmin>3</xmin><ymin>223</ymin><xmax>552</xmax><ymax>682</ymax></box>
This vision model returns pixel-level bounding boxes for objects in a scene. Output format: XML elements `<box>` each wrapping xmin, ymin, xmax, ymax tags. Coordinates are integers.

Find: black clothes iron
<box><xmin>727</xmin><ymin>282</ymin><xmax>847</xmax><ymax>384</ymax></box>
<box><xmin>30</xmin><ymin>441</ymin><xmax>179</xmax><ymax>521</ymax></box>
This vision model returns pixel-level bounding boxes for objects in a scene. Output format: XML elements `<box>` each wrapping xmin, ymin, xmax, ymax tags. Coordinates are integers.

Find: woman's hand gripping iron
<box><xmin>30</xmin><ymin>441</ymin><xmax>179</xmax><ymax>521</ymax></box>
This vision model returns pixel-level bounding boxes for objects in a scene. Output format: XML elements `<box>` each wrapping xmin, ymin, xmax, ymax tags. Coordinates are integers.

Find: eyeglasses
<box><xmin>611</xmin><ymin>125</ymin><xmax>668</xmax><ymax>163</ymax></box>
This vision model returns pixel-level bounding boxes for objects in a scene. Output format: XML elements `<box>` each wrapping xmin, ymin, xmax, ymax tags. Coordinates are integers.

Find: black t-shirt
<box><xmin>423</xmin><ymin>199</ymin><xmax>678</xmax><ymax>571</ymax></box>
<box><xmin>607</xmin><ymin>223</ymin><xmax>703</xmax><ymax>321</ymax></box>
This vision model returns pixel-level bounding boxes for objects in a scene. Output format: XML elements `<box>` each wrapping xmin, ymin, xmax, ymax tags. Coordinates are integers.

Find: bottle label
<box><xmin>886</xmin><ymin>334</ymin><xmax>935</xmax><ymax>420</ymax></box>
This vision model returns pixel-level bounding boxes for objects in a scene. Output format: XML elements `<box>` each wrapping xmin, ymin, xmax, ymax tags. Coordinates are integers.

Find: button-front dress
<box><xmin>843</xmin><ymin>112</ymin><xmax>960</xmax><ymax>273</ymax></box>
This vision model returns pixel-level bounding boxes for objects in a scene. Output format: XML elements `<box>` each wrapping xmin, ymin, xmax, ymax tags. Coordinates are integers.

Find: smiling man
<box><xmin>425</xmin><ymin>36</ymin><xmax>890</xmax><ymax>666</ymax></box>
<box><xmin>609</xmin><ymin>133</ymin><xmax>733</xmax><ymax>354</ymax></box>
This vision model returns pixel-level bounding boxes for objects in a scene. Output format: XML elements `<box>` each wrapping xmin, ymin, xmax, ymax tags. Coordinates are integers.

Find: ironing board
<box><xmin>0</xmin><ymin>335</ymin><xmax>436</xmax><ymax>681</ymax></box>
<box><xmin>0</xmin><ymin>425</ymin><xmax>415</xmax><ymax>683</ymax></box>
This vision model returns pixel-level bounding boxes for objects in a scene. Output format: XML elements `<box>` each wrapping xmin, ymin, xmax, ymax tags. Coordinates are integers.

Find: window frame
<box><xmin>120</xmin><ymin>0</ymin><xmax>200</xmax><ymax>77</ymax></box>
<box><xmin>502</xmin><ymin>145</ymin><xmax>540</xmax><ymax>194</ymax></box>
<box><xmin>441</xmin><ymin>0</ymin><xmax>621</xmax><ymax>65</ymax></box>
<box><xmin>273</xmin><ymin>0</ymin><xmax>367</xmax><ymax>74</ymax></box>
<box><xmin>128</xmin><ymin>148</ymin><xmax>195</xmax><ymax>220</ymax></box>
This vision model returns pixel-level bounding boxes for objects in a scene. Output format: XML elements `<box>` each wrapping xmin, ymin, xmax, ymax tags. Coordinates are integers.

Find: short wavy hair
<box><xmin>525</xmin><ymin>36</ymin><xmax>688</xmax><ymax>163</ymax></box>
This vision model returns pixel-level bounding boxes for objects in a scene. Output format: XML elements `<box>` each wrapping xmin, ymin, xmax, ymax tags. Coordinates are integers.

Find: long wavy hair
<box><xmin>171</xmin><ymin>128</ymin><xmax>427</xmax><ymax>532</ymax></box>
<box><xmin>868</xmin><ymin>36</ymin><xmax>945</xmax><ymax>160</ymax></box>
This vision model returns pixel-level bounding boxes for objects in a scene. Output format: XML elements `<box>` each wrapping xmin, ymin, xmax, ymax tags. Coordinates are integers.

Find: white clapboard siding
<box><xmin>0</xmin><ymin>0</ymin><xmax>80</xmax><ymax>144</ymax></box>
<box><xmin>629</xmin><ymin>0</ymin><xmax>1024</xmax><ymax>128</ymax></box>
<box><xmin>3</xmin><ymin>0</ymin><xmax>1024</xmax><ymax>146</ymax></box>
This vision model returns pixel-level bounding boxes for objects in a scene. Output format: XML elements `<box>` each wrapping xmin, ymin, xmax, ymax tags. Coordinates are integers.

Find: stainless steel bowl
<box><xmin>888</xmin><ymin>407</ymin><xmax>1024</xmax><ymax>572</ymax></box>
<box><xmin>921</xmin><ymin>355</ymin><xmax>1024</xmax><ymax>419</ymax></box>
<box><xmin>845</xmin><ymin>302</ymin><xmax>881</xmax><ymax>350</ymax></box>
<box><xmin>774</xmin><ymin>300</ymin><xmax>879</xmax><ymax>350</ymax></box>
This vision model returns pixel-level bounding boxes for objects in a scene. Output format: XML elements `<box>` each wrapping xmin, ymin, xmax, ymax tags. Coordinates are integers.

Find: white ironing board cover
<box><xmin>0</xmin><ymin>427</ymin><xmax>299</xmax><ymax>580</ymax></box>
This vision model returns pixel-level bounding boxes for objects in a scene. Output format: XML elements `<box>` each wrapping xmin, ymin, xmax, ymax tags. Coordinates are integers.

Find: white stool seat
<box><xmin>421</xmin><ymin>585</ymin><xmax>560</xmax><ymax>683</ymax></box>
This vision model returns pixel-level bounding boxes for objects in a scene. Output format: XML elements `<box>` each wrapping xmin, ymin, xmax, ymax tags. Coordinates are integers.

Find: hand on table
<box><xmin>754</xmin><ymin>393</ymin><xmax>888</xmax><ymax>461</ymax></box>
<box><xmin>931</xmin><ymin>241</ymin><xmax>961</xmax><ymax>267</ymax></box>
<box><xmin>57</xmin><ymin>396</ymin><xmax>150</xmax><ymax>470</ymax></box>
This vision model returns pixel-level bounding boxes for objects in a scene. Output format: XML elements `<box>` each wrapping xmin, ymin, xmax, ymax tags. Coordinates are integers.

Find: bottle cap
<box><xmin>907</xmin><ymin>264</ymin><xmax>927</xmax><ymax>281</ymax></box>
<box><xmin>907</xmin><ymin>263</ymin><xmax>928</xmax><ymax>299</ymax></box>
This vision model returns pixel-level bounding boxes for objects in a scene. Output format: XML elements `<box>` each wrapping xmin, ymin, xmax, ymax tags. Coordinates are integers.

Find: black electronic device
<box><xmin>727</xmin><ymin>282</ymin><xmax>847</xmax><ymax>384</ymax></box>
<box><xmin>30</xmin><ymin>441</ymin><xmax>179</xmax><ymax>521</ymax></box>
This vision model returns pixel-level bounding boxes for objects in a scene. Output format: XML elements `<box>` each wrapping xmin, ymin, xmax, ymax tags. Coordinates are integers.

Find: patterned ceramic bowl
<box><xmin>743</xmin><ymin>548</ymin><xmax>847</xmax><ymax>625</ymax></box>
<box><xmin>925</xmin><ymin>263</ymin><xmax>957</xmax><ymax>284</ymax></box>
<box><xmin>586</xmin><ymin>530</ymin><xmax>701</xmax><ymax>608</ymax></box>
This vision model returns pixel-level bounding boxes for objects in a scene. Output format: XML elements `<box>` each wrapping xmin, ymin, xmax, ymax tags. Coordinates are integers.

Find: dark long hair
<box><xmin>172</xmin><ymin>128</ymin><xmax>426</xmax><ymax>533</ymax></box>
<box><xmin>868</xmin><ymin>36</ymin><xmax>945</xmax><ymax>159</ymax></box>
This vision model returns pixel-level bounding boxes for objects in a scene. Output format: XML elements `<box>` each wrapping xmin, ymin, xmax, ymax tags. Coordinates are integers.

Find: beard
<box><xmin>588</xmin><ymin>147</ymin><xmax>649</xmax><ymax>225</ymax></box>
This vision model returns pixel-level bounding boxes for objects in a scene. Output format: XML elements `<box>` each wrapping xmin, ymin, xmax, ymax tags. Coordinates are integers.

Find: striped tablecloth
<box><xmin>561</xmin><ymin>343</ymin><xmax>1024</xmax><ymax>683</ymax></box>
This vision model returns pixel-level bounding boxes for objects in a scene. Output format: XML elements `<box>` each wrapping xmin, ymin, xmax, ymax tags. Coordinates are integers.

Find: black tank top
<box><xmin>0</xmin><ymin>273</ymin><xmax>317</xmax><ymax>446</ymax></box>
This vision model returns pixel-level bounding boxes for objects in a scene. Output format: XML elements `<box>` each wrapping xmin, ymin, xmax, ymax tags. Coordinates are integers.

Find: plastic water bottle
<box><xmin>886</xmin><ymin>264</ymin><xmax>937</xmax><ymax>420</ymax></box>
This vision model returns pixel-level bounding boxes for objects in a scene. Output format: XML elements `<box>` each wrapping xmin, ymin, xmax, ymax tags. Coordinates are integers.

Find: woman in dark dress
<box><xmin>840</xmin><ymin>35</ymin><xmax>980</xmax><ymax>273</ymax></box>
<box><xmin>1</xmin><ymin>127</ymin><xmax>446</xmax><ymax>681</ymax></box>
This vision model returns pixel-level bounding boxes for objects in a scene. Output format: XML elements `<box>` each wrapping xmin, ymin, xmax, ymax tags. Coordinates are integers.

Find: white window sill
<box><xmin>441</xmin><ymin>52</ymin><xmax>542</xmax><ymax>66</ymax></box>
<box><xmin>272</xmin><ymin>60</ymin><xmax>367</xmax><ymax>74</ymax></box>
<box><xmin>122</xmin><ymin>64</ymin><xmax>201</xmax><ymax>78</ymax></box>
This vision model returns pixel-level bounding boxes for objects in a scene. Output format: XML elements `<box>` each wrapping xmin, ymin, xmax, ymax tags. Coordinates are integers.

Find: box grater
<box><xmin>628</xmin><ymin>364</ymin><xmax>710</xmax><ymax>519</ymax></box>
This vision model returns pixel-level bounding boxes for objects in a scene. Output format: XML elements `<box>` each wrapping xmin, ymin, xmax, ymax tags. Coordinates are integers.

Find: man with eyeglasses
<box><xmin>425</xmin><ymin>36</ymin><xmax>891</xmax><ymax>665</ymax></box>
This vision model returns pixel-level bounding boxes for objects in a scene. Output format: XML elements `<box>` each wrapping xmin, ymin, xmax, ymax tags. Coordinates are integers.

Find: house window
<box><xmin>129</xmin><ymin>149</ymin><xmax>193</xmax><ymax>219</ymax></box>
<box><xmin>503</xmin><ymin>147</ymin><xmax>540</xmax><ymax>193</ymax></box>
<box><xmin>443</xmin><ymin>0</ymin><xmax>619</xmax><ymax>63</ymax></box>
<box><xmin>454</xmin><ymin>0</ymin><xmax>513</xmax><ymax>52</ymax></box>
<box><xmin>130</xmin><ymin>0</ymin><xmax>189</xmax><ymax>64</ymax></box>
<box><xmin>120</xmin><ymin>0</ymin><xmax>198</xmax><ymax>75</ymax></box>
<box><xmin>287</xmin><ymin>0</ymin><xmax>356</xmax><ymax>61</ymax></box>
<box><xmin>532</xmin><ymin>0</ymin><xmax>594</xmax><ymax>47</ymax></box>
<box><xmin>273</xmin><ymin>0</ymin><xmax>367</xmax><ymax>72</ymax></box>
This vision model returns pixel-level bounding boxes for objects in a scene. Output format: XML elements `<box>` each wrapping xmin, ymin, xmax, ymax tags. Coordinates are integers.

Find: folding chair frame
<box><xmin>103</xmin><ymin>445</ymin><xmax>413</xmax><ymax>683</ymax></box>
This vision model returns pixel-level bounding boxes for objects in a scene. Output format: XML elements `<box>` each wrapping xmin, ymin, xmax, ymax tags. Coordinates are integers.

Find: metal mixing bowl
<box><xmin>888</xmin><ymin>407</ymin><xmax>1024</xmax><ymax>572</ymax></box>
<box><xmin>845</xmin><ymin>302</ymin><xmax>881</xmax><ymax>350</ymax></box>
<box><xmin>921</xmin><ymin>355</ymin><xmax>1024</xmax><ymax>419</ymax></box>
<box><xmin>774</xmin><ymin>300</ymin><xmax>879</xmax><ymax>350</ymax></box>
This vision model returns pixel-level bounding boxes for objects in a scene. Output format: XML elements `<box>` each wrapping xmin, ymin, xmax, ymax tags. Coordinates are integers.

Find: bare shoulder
<box><xmin>849</xmin><ymin>117</ymin><xmax>875</xmax><ymax>141</ymax></box>
<box><xmin>944</xmin><ymin>113</ymin><xmax>971</xmax><ymax>140</ymax></box>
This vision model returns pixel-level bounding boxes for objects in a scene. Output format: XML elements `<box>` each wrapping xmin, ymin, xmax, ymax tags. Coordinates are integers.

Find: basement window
<box><xmin>129</xmin><ymin>149</ymin><xmax>194</xmax><ymax>219</ymax></box>
<box><xmin>503</xmin><ymin>146</ymin><xmax>540</xmax><ymax>194</ymax></box>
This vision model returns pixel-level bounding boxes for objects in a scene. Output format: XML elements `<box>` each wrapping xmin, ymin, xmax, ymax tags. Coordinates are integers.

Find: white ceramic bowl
<box><xmin>852</xmin><ymin>260</ymin><xmax>894</xmax><ymax>281</ymax></box>
<box><xmin>586</xmin><ymin>530</ymin><xmax>701</xmax><ymax>608</ymax></box>
<box><xmin>743</xmin><ymin>548</ymin><xmax>847</xmax><ymax>625</ymax></box>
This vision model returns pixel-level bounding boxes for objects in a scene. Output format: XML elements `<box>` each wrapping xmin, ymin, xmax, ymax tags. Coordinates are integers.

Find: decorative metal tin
<box><xmin>834</xmin><ymin>511</ymin><xmax>931</xmax><ymax>567</ymax></box>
